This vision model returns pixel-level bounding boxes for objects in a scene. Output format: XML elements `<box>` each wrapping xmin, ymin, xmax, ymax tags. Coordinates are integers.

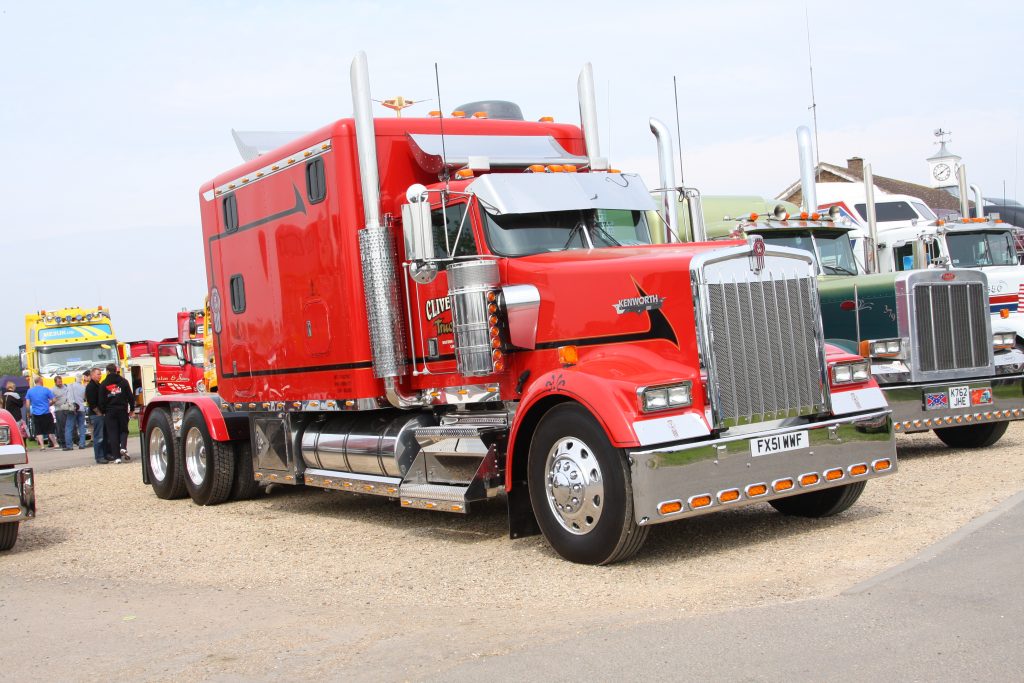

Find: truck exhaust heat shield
<box><xmin>448</xmin><ymin>260</ymin><xmax>500</xmax><ymax>376</ymax></box>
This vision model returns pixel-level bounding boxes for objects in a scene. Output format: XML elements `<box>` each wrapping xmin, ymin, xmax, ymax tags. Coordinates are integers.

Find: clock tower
<box><xmin>927</xmin><ymin>129</ymin><xmax>961</xmax><ymax>189</ymax></box>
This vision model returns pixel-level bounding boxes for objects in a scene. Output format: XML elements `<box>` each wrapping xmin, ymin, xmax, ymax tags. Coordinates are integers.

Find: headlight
<box><xmin>993</xmin><ymin>332</ymin><xmax>1016</xmax><ymax>351</ymax></box>
<box><xmin>640</xmin><ymin>382</ymin><xmax>692</xmax><ymax>412</ymax></box>
<box><xmin>0</xmin><ymin>424</ymin><xmax>9</xmax><ymax>445</ymax></box>
<box><xmin>869</xmin><ymin>338</ymin><xmax>903</xmax><ymax>358</ymax></box>
<box><xmin>831</xmin><ymin>360</ymin><xmax>871</xmax><ymax>385</ymax></box>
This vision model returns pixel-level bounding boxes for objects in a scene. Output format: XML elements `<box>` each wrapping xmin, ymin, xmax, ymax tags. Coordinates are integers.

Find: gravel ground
<box><xmin>8</xmin><ymin>422</ymin><xmax>1024</xmax><ymax>618</ymax></box>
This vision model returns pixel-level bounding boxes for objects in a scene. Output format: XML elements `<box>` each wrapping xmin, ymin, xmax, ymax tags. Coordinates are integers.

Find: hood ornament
<box><xmin>749</xmin><ymin>236</ymin><xmax>766</xmax><ymax>273</ymax></box>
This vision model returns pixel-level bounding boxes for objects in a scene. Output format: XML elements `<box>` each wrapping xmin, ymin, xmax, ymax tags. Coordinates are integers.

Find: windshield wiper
<box><xmin>823</xmin><ymin>264</ymin><xmax>857</xmax><ymax>276</ymax></box>
<box><xmin>590</xmin><ymin>222</ymin><xmax>623</xmax><ymax>247</ymax></box>
<box><xmin>561</xmin><ymin>221</ymin><xmax>589</xmax><ymax>250</ymax></box>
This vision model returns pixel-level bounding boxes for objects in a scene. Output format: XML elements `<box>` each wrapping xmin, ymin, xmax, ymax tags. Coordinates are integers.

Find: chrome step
<box><xmin>400</xmin><ymin>483</ymin><xmax>471</xmax><ymax>513</ymax></box>
<box><xmin>303</xmin><ymin>468</ymin><xmax>402</xmax><ymax>497</ymax></box>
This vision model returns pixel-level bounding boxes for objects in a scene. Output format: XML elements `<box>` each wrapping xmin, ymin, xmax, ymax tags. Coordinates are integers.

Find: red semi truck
<box><xmin>139</xmin><ymin>53</ymin><xmax>897</xmax><ymax>564</ymax></box>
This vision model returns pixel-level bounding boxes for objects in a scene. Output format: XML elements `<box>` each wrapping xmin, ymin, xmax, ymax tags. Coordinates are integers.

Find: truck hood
<box><xmin>817</xmin><ymin>272</ymin><xmax>900</xmax><ymax>347</ymax></box>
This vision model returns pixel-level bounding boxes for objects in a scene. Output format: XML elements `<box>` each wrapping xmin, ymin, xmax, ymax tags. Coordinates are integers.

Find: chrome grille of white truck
<box><xmin>699</xmin><ymin>252</ymin><xmax>828</xmax><ymax>428</ymax></box>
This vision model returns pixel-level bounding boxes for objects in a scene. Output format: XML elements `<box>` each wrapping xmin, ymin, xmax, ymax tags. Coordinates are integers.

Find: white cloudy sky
<box><xmin>1</xmin><ymin>0</ymin><xmax>1021</xmax><ymax>353</ymax></box>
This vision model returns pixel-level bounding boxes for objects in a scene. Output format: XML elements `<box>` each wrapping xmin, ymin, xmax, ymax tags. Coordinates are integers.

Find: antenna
<box><xmin>805</xmin><ymin>7</ymin><xmax>821</xmax><ymax>176</ymax></box>
<box><xmin>434</xmin><ymin>62</ymin><xmax>450</xmax><ymax>186</ymax></box>
<box><xmin>673</xmin><ymin>76</ymin><xmax>685</xmax><ymax>187</ymax></box>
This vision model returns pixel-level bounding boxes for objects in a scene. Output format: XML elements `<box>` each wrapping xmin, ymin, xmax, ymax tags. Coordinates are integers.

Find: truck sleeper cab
<box><xmin>139</xmin><ymin>54</ymin><xmax>896</xmax><ymax>565</ymax></box>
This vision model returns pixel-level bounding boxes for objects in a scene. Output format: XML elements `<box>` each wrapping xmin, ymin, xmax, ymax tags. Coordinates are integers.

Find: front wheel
<box><xmin>182</xmin><ymin>410</ymin><xmax>235</xmax><ymax>506</ymax></box>
<box><xmin>145</xmin><ymin>409</ymin><xmax>186</xmax><ymax>500</ymax></box>
<box><xmin>934</xmin><ymin>421</ymin><xmax>1009</xmax><ymax>449</ymax></box>
<box><xmin>527</xmin><ymin>403</ymin><xmax>648</xmax><ymax>565</ymax></box>
<box><xmin>769</xmin><ymin>481</ymin><xmax>866</xmax><ymax>518</ymax></box>
<box><xmin>0</xmin><ymin>522</ymin><xmax>18</xmax><ymax>551</ymax></box>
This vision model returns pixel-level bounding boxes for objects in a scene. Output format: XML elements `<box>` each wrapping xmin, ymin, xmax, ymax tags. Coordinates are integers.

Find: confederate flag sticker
<box><xmin>924</xmin><ymin>392</ymin><xmax>949</xmax><ymax>410</ymax></box>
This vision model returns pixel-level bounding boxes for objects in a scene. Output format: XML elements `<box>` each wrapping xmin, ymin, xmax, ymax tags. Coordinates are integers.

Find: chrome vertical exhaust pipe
<box><xmin>351</xmin><ymin>51</ymin><xmax>381</xmax><ymax>231</ymax></box>
<box><xmin>577</xmin><ymin>63</ymin><xmax>608</xmax><ymax>171</ymax></box>
<box><xmin>649</xmin><ymin>117</ymin><xmax>678</xmax><ymax>243</ymax></box>
<box><xmin>970</xmin><ymin>183</ymin><xmax>984</xmax><ymax>219</ymax></box>
<box><xmin>863</xmin><ymin>163</ymin><xmax>878</xmax><ymax>274</ymax></box>
<box><xmin>958</xmin><ymin>165</ymin><xmax>970</xmax><ymax>219</ymax></box>
<box><xmin>796</xmin><ymin>126</ymin><xmax>817</xmax><ymax>213</ymax></box>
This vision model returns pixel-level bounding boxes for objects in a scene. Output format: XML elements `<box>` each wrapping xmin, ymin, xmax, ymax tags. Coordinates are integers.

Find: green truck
<box><xmin>647</xmin><ymin>122</ymin><xmax>1024</xmax><ymax>448</ymax></box>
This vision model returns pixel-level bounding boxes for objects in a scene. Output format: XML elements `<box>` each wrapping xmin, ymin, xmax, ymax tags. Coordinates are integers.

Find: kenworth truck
<box><xmin>651</xmin><ymin>128</ymin><xmax>1024</xmax><ymax>448</ymax></box>
<box><xmin>139</xmin><ymin>53</ymin><xmax>896</xmax><ymax>565</ymax></box>
<box><xmin>22</xmin><ymin>306</ymin><xmax>121</xmax><ymax>387</ymax></box>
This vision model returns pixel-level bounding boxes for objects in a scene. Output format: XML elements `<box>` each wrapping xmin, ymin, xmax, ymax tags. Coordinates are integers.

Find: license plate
<box><xmin>751</xmin><ymin>430</ymin><xmax>809</xmax><ymax>457</ymax></box>
<box><xmin>948</xmin><ymin>386</ymin><xmax>970</xmax><ymax>409</ymax></box>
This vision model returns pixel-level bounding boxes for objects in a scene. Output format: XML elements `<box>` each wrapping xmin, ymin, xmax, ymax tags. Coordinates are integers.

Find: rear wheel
<box><xmin>769</xmin><ymin>481</ymin><xmax>866</xmax><ymax>518</ymax></box>
<box><xmin>934</xmin><ymin>421</ymin><xmax>1009</xmax><ymax>449</ymax></box>
<box><xmin>230</xmin><ymin>441</ymin><xmax>261</xmax><ymax>501</ymax></box>
<box><xmin>0</xmin><ymin>522</ymin><xmax>18</xmax><ymax>551</ymax></box>
<box><xmin>145</xmin><ymin>409</ymin><xmax>186</xmax><ymax>500</ymax></box>
<box><xmin>182</xmin><ymin>410</ymin><xmax>235</xmax><ymax>506</ymax></box>
<box><xmin>527</xmin><ymin>403</ymin><xmax>648</xmax><ymax>565</ymax></box>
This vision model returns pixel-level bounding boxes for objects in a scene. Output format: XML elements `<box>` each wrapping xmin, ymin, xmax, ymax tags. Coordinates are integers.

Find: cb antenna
<box><xmin>673</xmin><ymin>76</ymin><xmax>685</xmax><ymax>187</ymax></box>
<box><xmin>434</xmin><ymin>62</ymin><xmax>450</xmax><ymax>187</ymax></box>
<box><xmin>805</xmin><ymin>7</ymin><xmax>821</xmax><ymax>176</ymax></box>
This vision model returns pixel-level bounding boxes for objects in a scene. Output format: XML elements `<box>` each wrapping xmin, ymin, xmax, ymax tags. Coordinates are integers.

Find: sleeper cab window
<box><xmin>229</xmin><ymin>274</ymin><xmax>246</xmax><ymax>313</ymax></box>
<box><xmin>223</xmin><ymin>194</ymin><xmax>239</xmax><ymax>232</ymax></box>
<box><xmin>306</xmin><ymin>157</ymin><xmax>326</xmax><ymax>204</ymax></box>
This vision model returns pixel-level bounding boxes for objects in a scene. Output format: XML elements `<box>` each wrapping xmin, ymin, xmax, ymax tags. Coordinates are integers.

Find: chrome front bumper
<box><xmin>629</xmin><ymin>409</ymin><xmax>895</xmax><ymax>526</ymax></box>
<box><xmin>0</xmin><ymin>465</ymin><xmax>35</xmax><ymax>522</ymax></box>
<box><xmin>881</xmin><ymin>374</ymin><xmax>1024</xmax><ymax>434</ymax></box>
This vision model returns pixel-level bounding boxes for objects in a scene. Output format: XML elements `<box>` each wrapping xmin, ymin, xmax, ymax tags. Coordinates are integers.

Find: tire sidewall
<box><xmin>182</xmin><ymin>411</ymin><xmax>215</xmax><ymax>503</ymax></box>
<box><xmin>145</xmin><ymin>410</ymin><xmax>176</xmax><ymax>497</ymax></box>
<box><xmin>528</xmin><ymin>403</ymin><xmax>631</xmax><ymax>565</ymax></box>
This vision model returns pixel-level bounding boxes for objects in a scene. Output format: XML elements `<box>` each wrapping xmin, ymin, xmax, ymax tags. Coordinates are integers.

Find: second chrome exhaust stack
<box><xmin>577</xmin><ymin>63</ymin><xmax>608</xmax><ymax>171</ymax></box>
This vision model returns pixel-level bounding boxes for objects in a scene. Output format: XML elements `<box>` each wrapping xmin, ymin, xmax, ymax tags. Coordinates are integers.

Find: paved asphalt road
<box><xmin>438</xmin><ymin>491</ymin><xmax>1024</xmax><ymax>681</ymax></box>
<box><xmin>26</xmin><ymin>436</ymin><xmax>140</xmax><ymax>473</ymax></box>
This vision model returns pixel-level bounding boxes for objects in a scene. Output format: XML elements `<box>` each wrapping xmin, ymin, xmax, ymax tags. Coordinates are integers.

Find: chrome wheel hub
<box><xmin>148</xmin><ymin>429</ymin><xmax>168</xmax><ymax>482</ymax></box>
<box><xmin>184</xmin><ymin>427</ymin><xmax>207</xmax><ymax>486</ymax></box>
<box><xmin>544</xmin><ymin>437</ymin><xmax>604</xmax><ymax>535</ymax></box>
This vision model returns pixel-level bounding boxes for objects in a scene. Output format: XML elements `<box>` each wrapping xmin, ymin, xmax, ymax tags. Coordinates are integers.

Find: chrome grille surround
<box><xmin>898</xmin><ymin>270</ymin><xmax>994</xmax><ymax>382</ymax></box>
<box><xmin>691</xmin><ymin>244</ymin><xmax>830</xmax><ymax>429</ymax></box>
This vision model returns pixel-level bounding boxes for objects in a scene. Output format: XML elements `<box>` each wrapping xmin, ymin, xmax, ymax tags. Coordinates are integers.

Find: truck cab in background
<box><xmin>23</xmin><ymin>306</ymin><xmax>122</xmax><ymax>386</ymax></box>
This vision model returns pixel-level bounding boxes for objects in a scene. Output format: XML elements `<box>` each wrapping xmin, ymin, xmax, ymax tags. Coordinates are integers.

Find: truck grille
<box><xmin>703</xmin><ymin>272</ymin><xmax>827</xmax><ymax>426</ymax></box>
<box><xmin>913</xmin><ymin>282</ymin><xmax>990</xmax><ymax>372</ymax></box>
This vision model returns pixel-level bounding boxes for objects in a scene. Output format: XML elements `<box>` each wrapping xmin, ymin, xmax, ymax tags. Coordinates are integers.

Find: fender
<box><xmin>141</xmin><ymin>393</ymin><xmax>245</xmax><ymax>442</ymax></box>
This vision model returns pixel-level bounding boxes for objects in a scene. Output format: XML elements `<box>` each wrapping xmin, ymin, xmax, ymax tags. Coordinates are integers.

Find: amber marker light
<box><xmin>472</xmin><ymin>111</ymin><xmax>487</xmax><ymax>118</ymax></box>
<box><xmin>451</xmin><ymin>110</ymin><xmax>466</xmax><ymax>118</ymax></box>
<box><xmin>849</xmin><ymin>464</ymin><xmax>869</xmax><ymax>476</ymax></box>
<box><xmin>558</xmin><ymin>345</ymin><xmax>578</xmax><ymax>367</ymax></box>
<box><xmin>825</xmin><ymin>468</ymin><xmax>844</xmax><ymax>481</ymax></box>
<box><xmin>749</xmin><ymin>212</ymin><xmax>760</xmax><ymax>221</ymax></box>
<box><xmin>773</xmin><ymin>478</ymin><xmax>794</xmax><ymax>492</ymax></box>
<box><xmin>454</xmin><ymin>168</ymin><xmax>474</xmax><ymax>179</ymax></box>
<box><xmin>689</xmin><ymin>494</ymin><xmax>713</xmax><ymax>509</ymax></box>
<box><xmin>872</xmin><ymin>459</ymin><xmax>892</xmax><ymax>472</ymax></box>
<box><xmin>658</xmin><ymin>500</ymin><xmax>683</xmax><ymax>515</ymax></box>
<box><xmin>0</xmin><ymin>507</ymin><xmax>20</xmax><ymax>517</ymax></box>
<box><xmin>538</xmin><ymin>115</ymin><xmax>554</xmax><ymax>122</ymax></box>
<box><xmin>526</xmin><ymin>164</ymin><xmax>546</xmax><ymax>173</ymax></box>
<box><xmin>800</xmin><ymin>473</ymin><xmax>820</xmax><ymax>487</ymax></box>
<box><xmin>718</xmin><ymin>489</ymin><xmax>741</xmax><ymax>503</ymax></box>
<box><xmin>1001</xmin><ymin>309</ymin><xmax>1010</xmax><ymax>319</ymax></box>
<box><xmin>746</xmin><ymin>483</ymin><xmax>768</xmax><ymax>497</ymax></box>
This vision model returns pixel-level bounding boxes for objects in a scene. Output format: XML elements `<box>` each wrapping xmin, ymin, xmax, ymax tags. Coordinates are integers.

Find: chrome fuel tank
<box><xmin>300</xmin><ymin>412</ymin><xmax>433</xmax><ymax>478</ymax></box>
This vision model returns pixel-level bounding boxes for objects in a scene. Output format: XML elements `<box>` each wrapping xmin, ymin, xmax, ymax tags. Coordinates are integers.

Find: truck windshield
<box><xmin>482</xmin><ymin>209</ymin><xmax>652</xmax><ymax>257</ymax></box>
<box><xmin>188</xmin><ymin>340</ymin><xmax>205</xmax><ymax>367</ymax></box>
<box><xmin>945</xmin><ymin>230</ymin><xmax>1018</xmax><ymax>267</ymax></box>
<box><xmin>36</xmin><ymin>342</ymin><xmax>117</xmax><ymax>373</ymax></box>
<box><xmin>854</xmin><ymin>201</ymin><xmax>920</xmax><ymax>222</ymax></box>
<box><xmin>757</xmin><ymin>231</ymin><xmax>858</xmax><ymax>275</ymax></box>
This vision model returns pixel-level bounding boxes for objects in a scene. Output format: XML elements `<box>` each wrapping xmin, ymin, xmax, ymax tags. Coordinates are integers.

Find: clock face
<box><xmin>933</xmin><ymin>163</ymin><xmax>952</xmax><ymax>181</ymax></box>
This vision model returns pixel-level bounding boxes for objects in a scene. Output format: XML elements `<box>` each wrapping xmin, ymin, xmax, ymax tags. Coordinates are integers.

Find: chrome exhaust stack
<box><xmin>350</xmin><ymin>51</ymin><xmax>421</xmax><ymax>407</ymax></box>
<box><xmin>863</xmin><ymin>162</ymin><xmax>879</xmax><ymax>274</ymax></box>
<box><xmin>577</xmin><ymin>63</ymin><xmax>608</xmax><ymax>171</ymax></box>
<box><xmin>649</xmin><ymin>118</ymin><xmax>679</xmax><ymax>243</ymax></box>
<box><xmin>970</xmin><ymin>183</ymin><xmax>984</xmax><ymax>219</ymax></box>
<box><xmin>796</xmin><ymin>126</ymin><xmax>817</xmax><ymax>213</ymax></box>
<box><xmin>958</xmin><ymin>165</ymin><xmax>970</xmax><ymax>219</ymax></box>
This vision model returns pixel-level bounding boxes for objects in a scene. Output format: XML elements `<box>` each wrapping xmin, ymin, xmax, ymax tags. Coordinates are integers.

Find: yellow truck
<box><xmin>22</xmin><ymin>306</ymin><xmax>121</xmax><ymax>387</ymax></box>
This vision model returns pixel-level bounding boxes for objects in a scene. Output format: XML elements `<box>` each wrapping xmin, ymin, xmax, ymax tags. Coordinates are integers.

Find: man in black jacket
<box><xmin>99</xmin><ymin>364</ymin><xmax>134</xmax><ymax>463</ymax></box>
<box><xmin>85</xmin><ymin>368</ymin><xmax>109</xmax><ymax>464</ymax></box>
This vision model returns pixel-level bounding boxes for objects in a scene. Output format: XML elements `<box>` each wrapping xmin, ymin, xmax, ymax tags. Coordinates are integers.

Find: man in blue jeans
<box><xmin>62</xmin><ymin>372</ymin><xmax>89</xmax><ymax>450</ymax></box>
<box><xmin>85</xmin><ymin>368</ymin><xmax>109</xmax><ymax>464</ymax></box>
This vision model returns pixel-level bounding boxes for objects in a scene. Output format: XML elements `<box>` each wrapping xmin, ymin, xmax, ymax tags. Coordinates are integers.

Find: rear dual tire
<box><xmin>182</xmin><ymin>411</ymin><xmax>235</xmax><ymax>506</ymax></box>
<box><xmin>145</xmin><ymin>410</ymin><xmax>187</xmax><ymax>500</ymax></box>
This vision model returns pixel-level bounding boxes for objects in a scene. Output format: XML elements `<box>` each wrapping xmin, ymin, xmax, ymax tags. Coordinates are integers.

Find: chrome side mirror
<box><xmin>402</xmin><ymin>184</ymin><xmax>437</xmax><ymax>283</ymax></box>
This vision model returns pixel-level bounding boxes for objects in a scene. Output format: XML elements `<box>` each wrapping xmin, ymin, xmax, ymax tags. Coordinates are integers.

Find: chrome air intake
<box><xmin>447</xmin><ymin>260</ymin><xmax>500</xmax><ymax>376</ymax></box>
<box><xmin>694</xmin><ymin>245</ymin><xmax>829</xmax><ymax>428</ymax></box>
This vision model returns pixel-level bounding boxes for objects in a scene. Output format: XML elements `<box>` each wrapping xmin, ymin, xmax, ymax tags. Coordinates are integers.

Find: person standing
<box><xmin>24</xmin><ymin>376</ymin><xmax>58</xmax><ymax>450</ymax></box>
<box><xmin>2</xmin><ymin>381</ymin><xmax>25</xmax><ymax>437</ymax></box>
<box><xmin>53</xmin><ymin>376</ymin><xmax>75</xmax><ymax>450</ymax></box>
<box><xmin>62</xmin><ymin>372</ymin><xmax>88</xmax><ymax>450</ymax></box>
<box><xmin>99</xmin><ymin>363</ymin><xmax>134</xmax><ymax>463</ymax></box>
<box><xmin>85</xmin><ymin>368</ymin><xmax>109</xmax><ymax>464</ymax></box>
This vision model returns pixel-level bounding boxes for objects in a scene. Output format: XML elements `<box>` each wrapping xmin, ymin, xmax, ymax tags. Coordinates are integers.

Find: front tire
<box><xmin>0</xmin><ymin>522</ymin><xmax>18</xmax><ymax>551</ymax></box>
<box><xmin>145</xmin><ymin>409</ymin><xmax>186</xmax><ymax>500</ymax></box>
<box><xmin>769</xmin><ymin>481</ymin><xmax>866</xmax><ymax>518</ymax></box>
<box><xmin>527</xmin><ymin>403</ymin><xmax>648</xmax><ymax>565</ymax></box>
<box><xmin>182</xmin><ymin>410</ymin><xmax>235</xmax><ymax>506</ymax></box>
<box><xmin>934</xmin><ymin>421</ymin><xmax>1009</xmax><ymax>449</ymax></box>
